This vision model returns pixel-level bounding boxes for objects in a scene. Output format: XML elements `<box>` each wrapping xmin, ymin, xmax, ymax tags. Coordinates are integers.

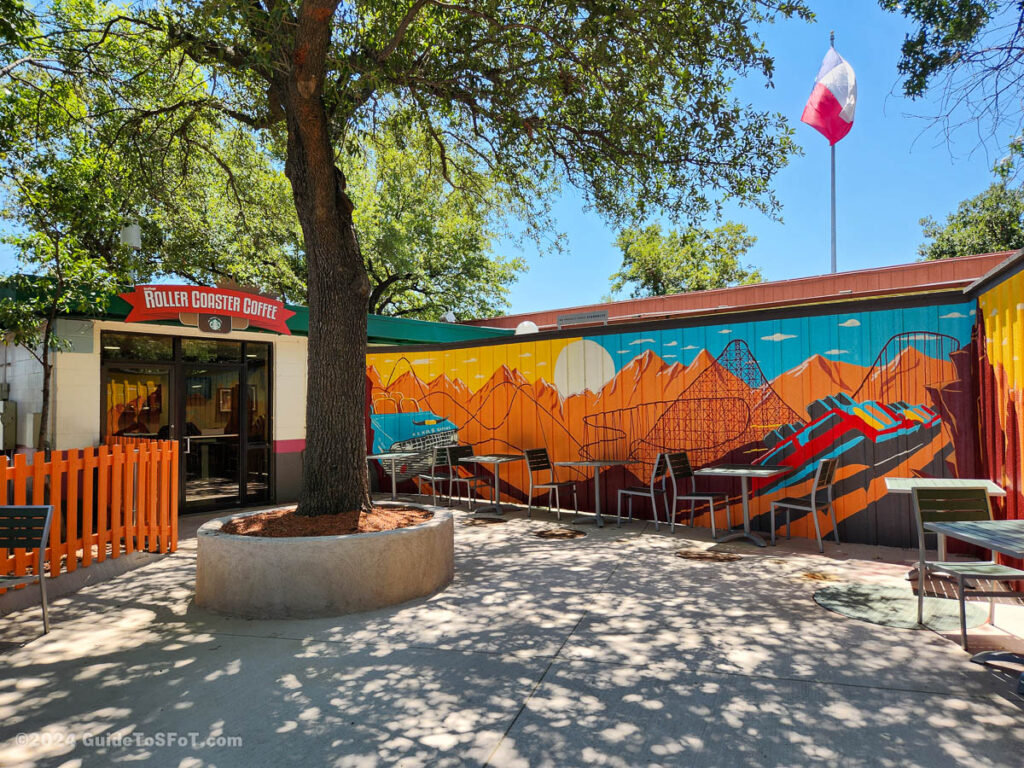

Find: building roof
<box><xmin>0</xmin><ymin>280</ymin><xmax>514</xmax><ymax>346</ymax></box>
<box><xmin>465</xmin><ymin>252</ymin><xmax>1013</xmax><ymax>331</ymax></box>
<box><xmin>963</xmin><ymin>248</ymin><xmax>1024</xmax><ymax>296</ymax></box>
<box><xmin>98</xmin><ymin>294</ymin><xmax>514</xmax><ymax>345</ymax></box>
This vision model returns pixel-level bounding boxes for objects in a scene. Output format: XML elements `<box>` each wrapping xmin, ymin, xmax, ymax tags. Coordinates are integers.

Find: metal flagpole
<box><xmin>830</xmin><ymin>30</ymin><xmax>837</xmax><ymax>274</ymax></box>
<box><xmin>831</xmin><ymin>144</ymin><xmax>837</xmax><ymax>274</ymax></box>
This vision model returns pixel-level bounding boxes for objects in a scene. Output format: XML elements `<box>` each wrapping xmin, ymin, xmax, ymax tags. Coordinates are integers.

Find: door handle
<box><xmin>185</xmin><ymin>436</ymin><xmax>191</xmax><ymax>454</ymax></box>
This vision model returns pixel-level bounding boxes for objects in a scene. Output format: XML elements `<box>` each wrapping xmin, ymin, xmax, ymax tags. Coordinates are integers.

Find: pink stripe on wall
<box><xmin>274</xmin><ymin>439</ymin><xmax>306</xmax><ymax>454</ymax></box>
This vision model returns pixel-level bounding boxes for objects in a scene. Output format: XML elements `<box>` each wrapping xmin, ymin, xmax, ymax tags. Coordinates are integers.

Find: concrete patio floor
<box><xmin>1</xmin><ymin>500</ymin><xmax>1023</xmax><ymax>767</ymax></box>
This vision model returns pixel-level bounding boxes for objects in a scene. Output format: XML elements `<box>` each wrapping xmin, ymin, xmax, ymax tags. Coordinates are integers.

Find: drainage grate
<box><xmin>534</xmin><ymin>528</ymin><xmax>586</xmax><ymax>540</ymax></box>
<box><xmin>675</xmin><ymin>549</ymin><xmax>742</xmax><ymax>562</ymax></box>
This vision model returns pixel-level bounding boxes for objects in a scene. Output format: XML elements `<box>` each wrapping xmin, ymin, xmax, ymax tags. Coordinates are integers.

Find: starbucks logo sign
<box><xmin>207</xmin><ymin>316</ymin><xmax>223</xmax><ymax>331</ymax></box>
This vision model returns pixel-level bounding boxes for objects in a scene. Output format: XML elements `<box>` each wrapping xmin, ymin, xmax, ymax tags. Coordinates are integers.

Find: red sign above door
<box><xmin>120</xmin><ymin>285</ymin><xmax>295</xmax><ymax>335</ymax></box>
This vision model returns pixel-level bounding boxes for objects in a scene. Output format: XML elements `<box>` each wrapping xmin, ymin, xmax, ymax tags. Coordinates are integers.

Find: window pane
<box><xmin>244</xmin><ymin>343</ymin><xmax>270</xmax><ymax>362</ymax></box>
<box><xmin>246</xmin><ymin>446</ymin><xmax>270</xmax><ymax>501</ymax></box>
<box><xmin>182</xmin><ymin>339</ymin><xmax>241</xmax><ymax>363</ymax></box>
<box><xmin>246</xmin><ymin>357</ymin><xmax>269</xmax><ymax>443</ymax></box>
<box><xmin>101</xmin><ymin>332</ymin><xmax>173</xmax><ymax>362</ymax></box>
<box><xmin>104</xmin><ymin>367</ymin><xmax>171</xmax><ymax>438</ymax></box>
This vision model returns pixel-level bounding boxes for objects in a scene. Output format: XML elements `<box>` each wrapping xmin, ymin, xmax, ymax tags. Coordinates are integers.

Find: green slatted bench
<box><xmin>0</xmin><ymin>505</ymin><xmax>54</xmax><ymax>635</ymax></box>
<box><xmin>912</xmin><ymin>488</ymin><xmax>1024</xmax><ymax>651</ymax></box>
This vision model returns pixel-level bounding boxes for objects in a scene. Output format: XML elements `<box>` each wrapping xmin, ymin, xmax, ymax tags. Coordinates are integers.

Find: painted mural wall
<box><xmin>979</xmin><ymin>269</ymin><xmax>1024</xmax><ymax>529</ymax></box>
<box><xmin>366</xmin><ymin>300</ymin><xmax>979</xmax><ymax>546</ymax></box>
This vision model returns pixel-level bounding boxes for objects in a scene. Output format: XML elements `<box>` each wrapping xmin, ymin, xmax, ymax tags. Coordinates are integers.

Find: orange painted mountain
<box><xmin>771</xmin><ymin>354</ymin><xmax>869</xmax><ymax>415</ymax></box>
<box><xmin>855</xmin><ymin>345</ymin><xmax>957</xmax><ymax>406</ymax></box>
<box><xmin>591</xmin><ymin>348</ymin><xmax>731</xmax><ymax>410</ymax></box>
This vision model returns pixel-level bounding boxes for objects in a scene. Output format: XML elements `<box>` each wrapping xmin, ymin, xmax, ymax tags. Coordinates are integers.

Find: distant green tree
<box><xmin>609</xmin><ymin>223</ymin><xmax>762</xmax><ymax>298</ymax></box>
<box><xmin>918</xmin><ymin>183</ymin><xmax>1024</xmax><ymax>260</ymax></box>
<box><xmin>345</xmin><ymin>130</ymin><xmax>534</xmax><ymax>320</ymax></box>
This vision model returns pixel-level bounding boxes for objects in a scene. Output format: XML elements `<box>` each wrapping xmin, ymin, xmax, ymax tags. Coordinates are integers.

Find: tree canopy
<box><xmin>918</xmin><ymin>182</ymin><xmax>1024</xmax><ymax>259</ymax></box>
<box><xmin>161</xmin><ymin>0</ymin><xmax>809</xmax><ymax>226</ymax></box>
<box><xmin>0</xmin><ymin>1</ymin><xmax>305</xmax><ymax>299</ymax></box>
<box><xmin>344</xmin><ymin>128</ymin><xmax>532</xmax><ymax>320</ymax></box>
<box><xmin>609</xmin><ymin>222</ymin><xmax>762</xmax><ymax>298</ymax></box>
<box><xmin>880</xmin><ymin>1</ymin><xmax>1024</xmax><ymax>154</ymax></box>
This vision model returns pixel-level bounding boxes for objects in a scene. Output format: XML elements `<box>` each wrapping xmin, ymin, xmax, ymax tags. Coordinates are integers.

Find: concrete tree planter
<box><xmin>195</xmin><ymin>502</ymin><xmax>454</xmax><ymax>618</ymax></box>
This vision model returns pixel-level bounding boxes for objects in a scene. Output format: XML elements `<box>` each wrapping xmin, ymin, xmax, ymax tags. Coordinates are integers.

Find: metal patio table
<box><xmin>885</xmin><ymin>477</ymin><xmax>1006</xmax><ymax>497</ymax></box>
<box><xmin>366</xmin><ymin>451</ymin><xmax>419</xmax><ymax>500</ymax></box>
<box><xmin>694</xmin><ymin>464</ymin><xmax>791</xmax><ymax>547</ymax></box>
<box><xmin>459</xmin><ymin>454</ymin><xmax>524</xmax><ymax>518</ymax></box>
<box><xmin>923</xmin><ymin>519</ymin><xmax>1024</xmax><ymax>695</ymax></box>
<box><xmin>886</xmin><ymin>476</ymin><xmax>1006</xmax><ymax>563</ymax></box>
<box><xmin>554</xmin><ymin>459</ymin><xmax>631</xmax><ymax>528</ymax></box>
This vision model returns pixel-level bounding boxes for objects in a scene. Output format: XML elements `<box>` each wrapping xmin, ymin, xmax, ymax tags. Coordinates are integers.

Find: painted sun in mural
<box><xmin>553</xmin><ymin>339</ymin><xmax>616</xmax><ymax>396</ymax></box>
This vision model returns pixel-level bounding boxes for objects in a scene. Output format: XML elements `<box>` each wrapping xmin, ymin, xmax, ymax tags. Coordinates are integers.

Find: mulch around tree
<box><xmin>221</xmin><ymin>506</ymin><xmax>433</xmax><ymax>538</ymax></box>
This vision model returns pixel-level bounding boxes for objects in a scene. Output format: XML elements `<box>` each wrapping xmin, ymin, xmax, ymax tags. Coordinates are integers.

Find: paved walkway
<box><xmin>1</xmin><ymin>503</ymin><xmax>1022</xmax><ymax>767</ymax></box>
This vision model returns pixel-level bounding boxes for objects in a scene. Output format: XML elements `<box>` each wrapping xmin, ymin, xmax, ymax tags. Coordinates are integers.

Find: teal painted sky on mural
<box><xmin>585</xmin><ymin>302</ymin><xmax>976</xmax><ymax>381</ymax></box>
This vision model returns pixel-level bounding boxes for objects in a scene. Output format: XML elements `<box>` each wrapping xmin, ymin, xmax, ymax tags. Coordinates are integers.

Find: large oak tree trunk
<box><xmin>280</xmin><ymin>3</ymin><xmax>371</xmax><ymax>518</ymax></box>
<box><xmin>37</xmin><ymin>334</ymin><xmax>51</xmax><ymax>451</ymax></box>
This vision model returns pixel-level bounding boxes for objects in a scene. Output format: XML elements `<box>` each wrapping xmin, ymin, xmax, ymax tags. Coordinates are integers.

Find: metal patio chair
<box><xmin>617</xmin><ymin>454</ymin><xmax>670</xmax><ymax>531</ymax></box>
<box><xmin>445</xmin><ymin>445</ymin><xmax>491</xmax><ymax>509</ymax></box>
<box><xmin>663</xmin><ymin>452</ymin><xmax>733</xmax><ymax>535</ymax></box>
<box><xmin>416</xmin><ymin>444</ymin><xmax>455</xmax><ymax>504</ymax></box>
<box><xmin>770</xmin><ymin>458</ymin><xmax>840</xmax><ymax>553</ymax></box>
<box><xmin>0</xmin><ymin>505</ymin><xmax>54</xmax><ymax>635</ymax></box>
<box><xmin>912</xmin><ymin>487</ymin><xmax>1024</xmax><ymax>650</ymax></box>
<box><xmin>523</xmin><ymin>448</ymin><xmax>579</xmax><ymax>521</ymax></box>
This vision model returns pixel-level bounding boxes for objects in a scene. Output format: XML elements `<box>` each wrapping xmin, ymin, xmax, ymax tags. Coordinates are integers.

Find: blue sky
<box><xmin>500</xmin><ymin>2</ymin><xmax>1010</xmax><ymax>315</ymax></box>
<box><xmin>584</xmin><ymin>300</ymin><xmax>976</xmax><ymax>381</ymax></box>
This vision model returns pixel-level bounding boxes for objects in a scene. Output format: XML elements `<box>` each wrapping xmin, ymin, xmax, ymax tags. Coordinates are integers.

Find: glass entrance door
<box><xmin>184</xmin><ymin>366</ymin><xmax>243</xmax><ymax>509</ymax></box>
<box><xmin>101</xmin><ymin>331</ymin><xmax>273</xmax><ymax>513</ymax></box>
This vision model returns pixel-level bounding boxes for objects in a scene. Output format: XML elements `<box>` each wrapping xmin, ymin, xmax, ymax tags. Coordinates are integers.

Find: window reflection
<box><xmin>101</xmin><ymin>333</ymin><xmax>173</xmax><ymax>362</ymax></box>
<box><xmin>104</xmin><ymin>368</ymin><xmax>170</xmax><ymax>438</ymax></box>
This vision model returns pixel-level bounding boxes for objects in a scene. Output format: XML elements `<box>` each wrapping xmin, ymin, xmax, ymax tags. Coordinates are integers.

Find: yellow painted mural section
<box><xmin>979</xmin><ymin>267</ymin><xmax>1024</xmax><ymax>396</ymax></box>
<box><xmin>368</xmin><ymin>336</ymin><xmax>583</xmax><ymax>391</ymax></box>
<box><xmin>979</xmin><ymin>267</ymin><xmax>1024</xmax><ymax>529</ymax></box>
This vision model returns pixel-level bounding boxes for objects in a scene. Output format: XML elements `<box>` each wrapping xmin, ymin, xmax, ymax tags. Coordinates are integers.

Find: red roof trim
<box><xmin>467</xmin><ymin>252</ymin><xmax>1010</xmax><ymax>330</ymax></box>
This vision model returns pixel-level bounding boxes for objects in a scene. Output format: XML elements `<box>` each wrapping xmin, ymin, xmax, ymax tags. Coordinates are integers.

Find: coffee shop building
<box><xmin>0</xmin><ymin>284</ymin><xmax>510</xmax><ymax>514</ymax></box>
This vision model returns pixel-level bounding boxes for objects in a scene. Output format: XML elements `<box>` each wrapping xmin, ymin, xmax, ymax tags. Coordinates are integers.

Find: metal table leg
<box><xmin>572</xmin><ymin>469</ymin><xmax>605</xmax><ymax>527</ymax></box>
<box><xmin>389</xmin><ymin>458</ymin><xmax>398</xmax><ymax>500</ymax></box>
<box><xmin>470</xmin><ymin>462</ymin><xmax>506</xmax><ymax>519</ymax></box>
<box><xmin>715</xmin><ymin>476</ymin><xmax>766</xmax><ymax>546</ymax></box>
<box><xmin>493</xmin><ymin>463</ymin><xmax>502</xmax><ymax>514</ymax></box>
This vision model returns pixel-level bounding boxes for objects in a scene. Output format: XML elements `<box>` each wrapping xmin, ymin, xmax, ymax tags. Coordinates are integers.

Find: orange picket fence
<box><xmin>0</xmin><ymin>438</ymin><xmax>179</xmax><ymax>588</ymax></box>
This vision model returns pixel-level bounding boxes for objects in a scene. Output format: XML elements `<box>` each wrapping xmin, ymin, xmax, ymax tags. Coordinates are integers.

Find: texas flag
<box><xmin>801</xmin><ymin>48</ymin><xmax>857</xmax><ymax>145</ymax></box>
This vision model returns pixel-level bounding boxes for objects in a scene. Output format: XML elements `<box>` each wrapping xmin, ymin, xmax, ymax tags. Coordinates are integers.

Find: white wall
<box><xmin>52</xmin><ymin>319</ymin><xmax>101</xmax><ymax>450</ymax></box>
<box><xmin>1</xmin><ymin>340</ymin><xmax>45</xmax><ymax>448</ymax></box>
<box><xmin>273</xmin><ymin>335</ymin><xmax>307</xmax><ymax>443</ymax></box>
